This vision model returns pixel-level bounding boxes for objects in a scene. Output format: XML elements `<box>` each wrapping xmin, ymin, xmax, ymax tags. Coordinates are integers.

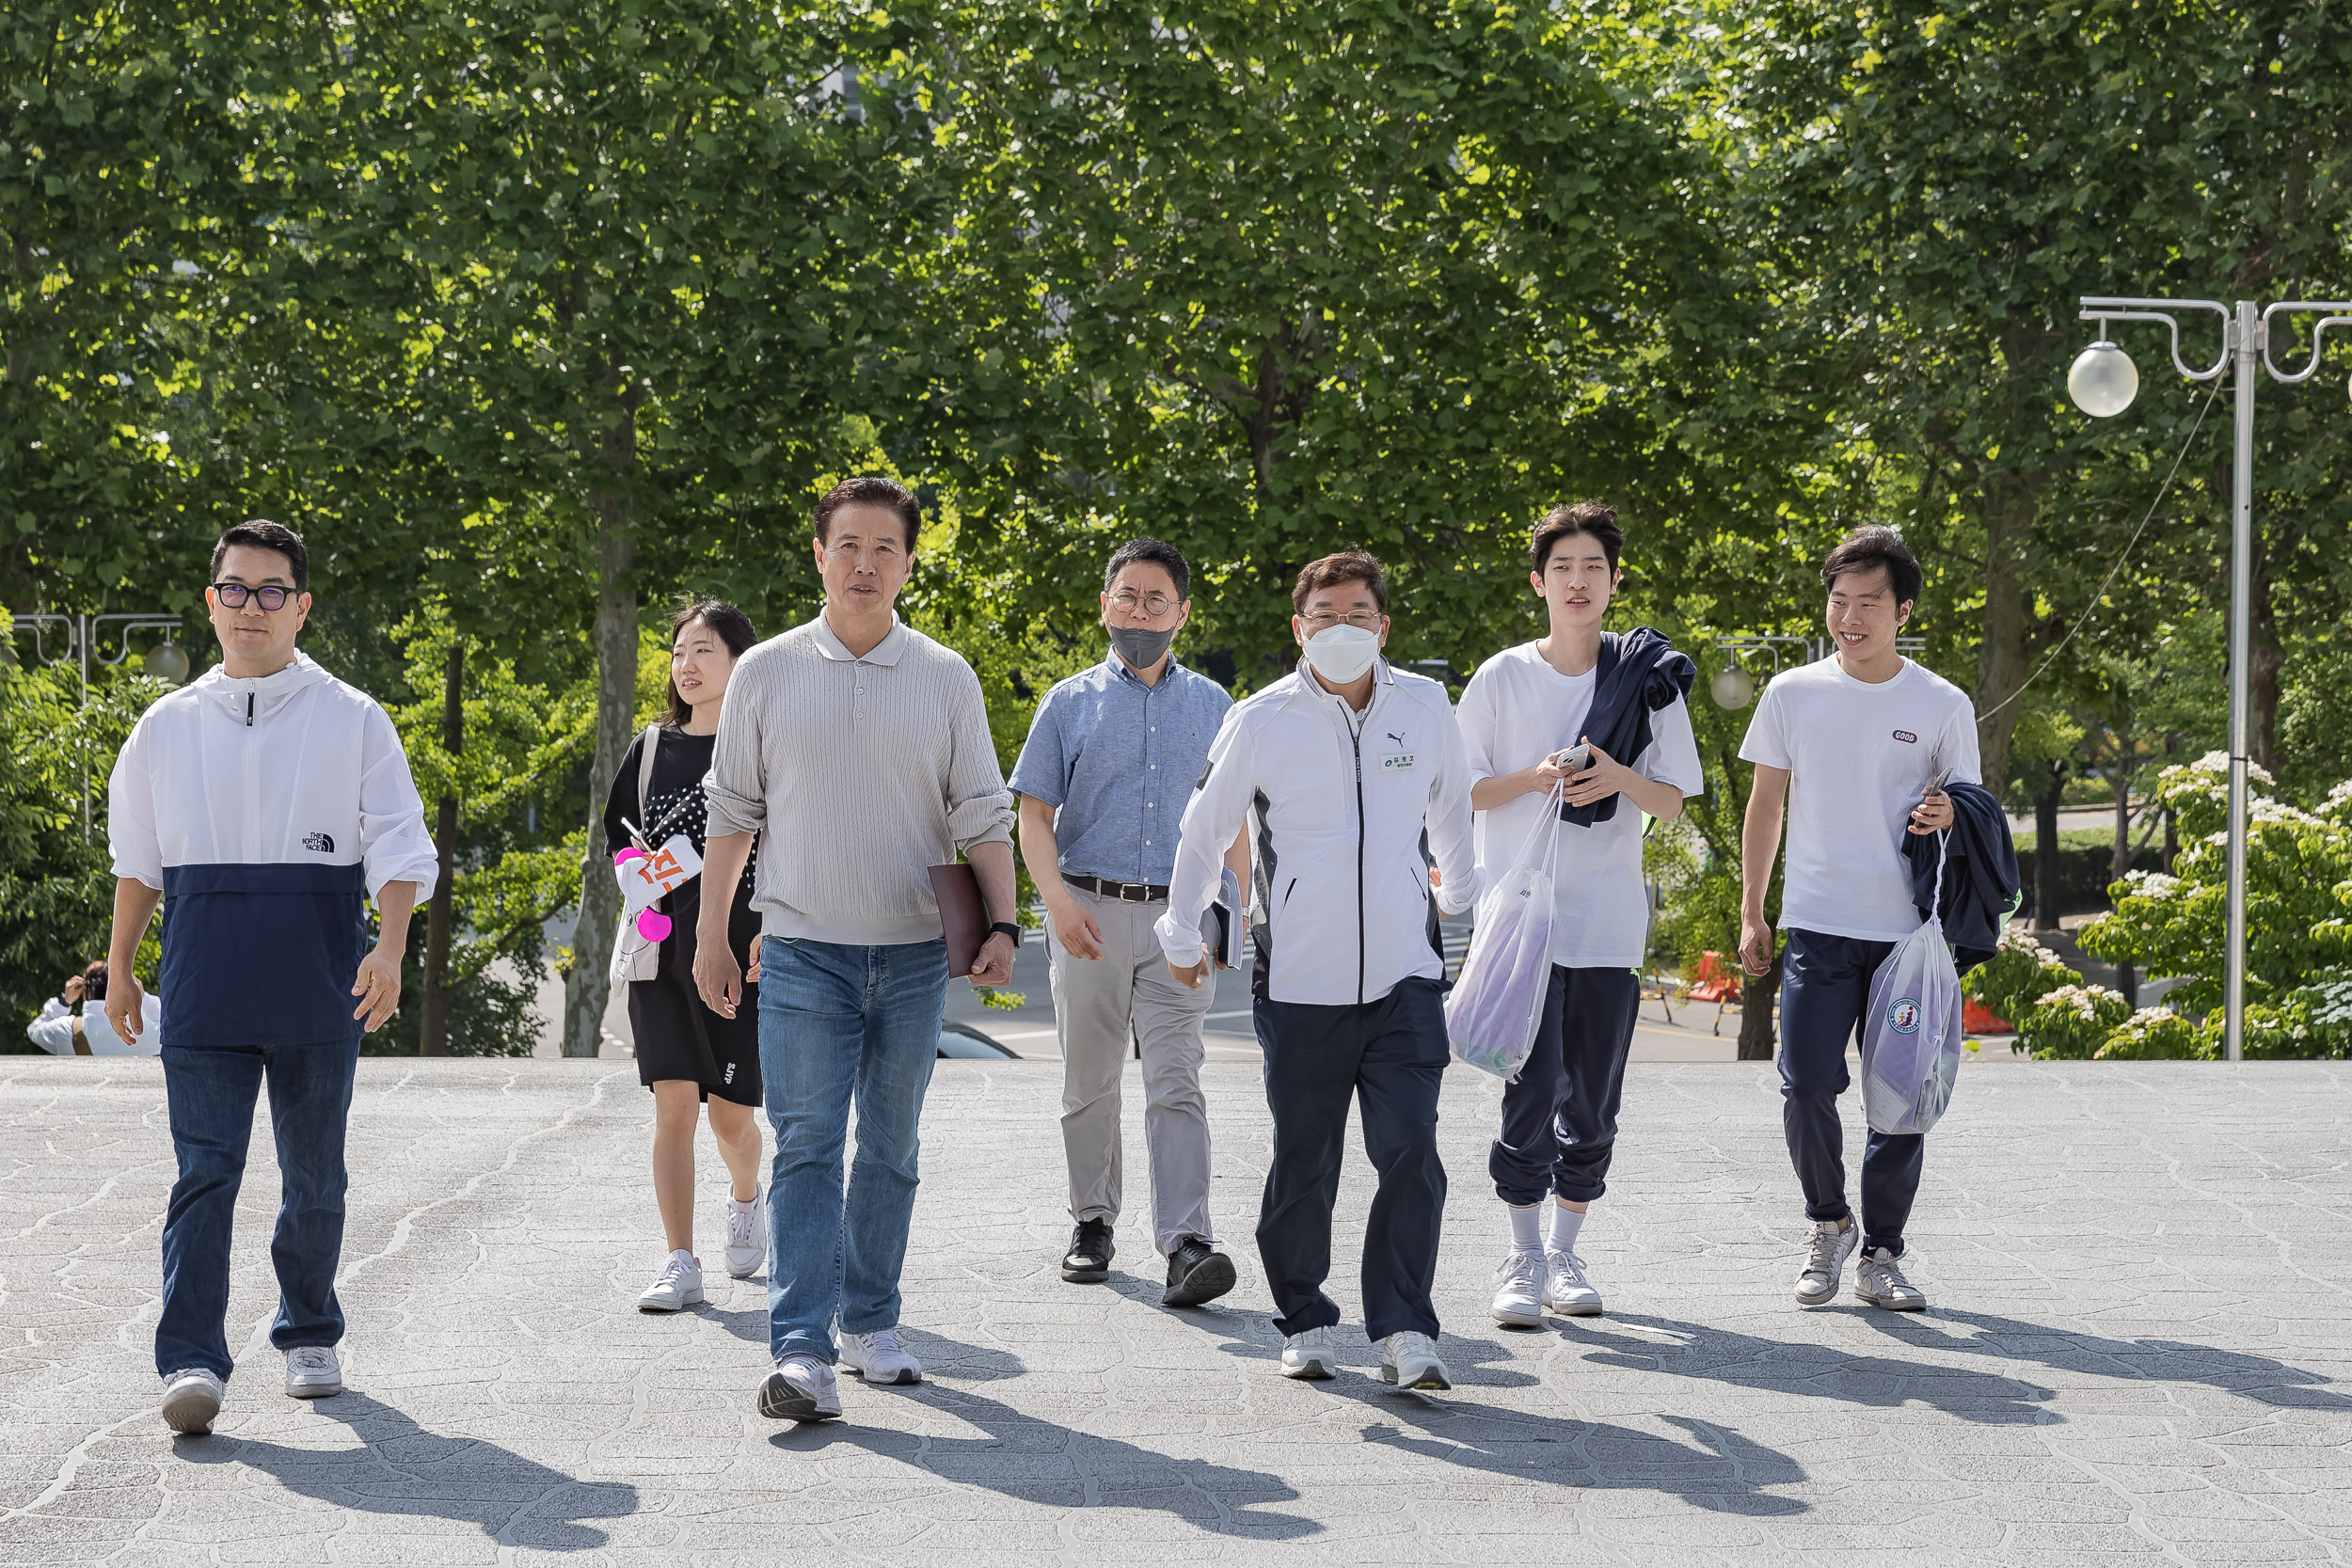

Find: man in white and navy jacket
<box><xmin>1156</xmin><ymin>551</ymin><xmax>1479</xmax><ymax>1393</ymax></box>
<box><xmin>105</xmin><ymin>520</ymin><xmax>437</xmax><ymax>1437</ymax></box>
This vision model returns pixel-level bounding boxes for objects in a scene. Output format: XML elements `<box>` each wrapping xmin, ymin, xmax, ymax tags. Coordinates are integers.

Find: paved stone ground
<box><xmin>3</xmin><ymin>1055</ymin><xmax>2347</xmax><ymax>1566</ymax></box>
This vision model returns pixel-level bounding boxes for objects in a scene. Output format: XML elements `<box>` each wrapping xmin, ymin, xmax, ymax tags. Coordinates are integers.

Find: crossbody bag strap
<box><xmin>635</xmin><ymin>723</ymin><xmax>661</xmax><ymax>832</ymax></box>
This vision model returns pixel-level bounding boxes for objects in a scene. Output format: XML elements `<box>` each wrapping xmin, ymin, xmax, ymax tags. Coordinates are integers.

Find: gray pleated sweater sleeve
<box><xmin>704</xmin><ymin>615</ymin><xmax>1012</xmax><ymax>946</ymax></box>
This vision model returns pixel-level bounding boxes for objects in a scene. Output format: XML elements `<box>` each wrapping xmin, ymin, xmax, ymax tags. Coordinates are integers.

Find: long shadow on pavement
<box><xmin>771</xmin><ymin>1386</ymin><xmax>1318</xmax><ymax>1538</ymax></box>
<box><xmin>180</xmin><ymin>1391</ymin><xmax>638</xmax><ymax>1551</ymax></box>
<box><xmin>1864</xmin><ymin>1307</ymin><xmax>2352</xmax><ymax>1411</ymax></box>
<box><xmin>1568</xmin><ymin>1308</ymin><xmax>2348</xmax><ymax>1422</ymax></box>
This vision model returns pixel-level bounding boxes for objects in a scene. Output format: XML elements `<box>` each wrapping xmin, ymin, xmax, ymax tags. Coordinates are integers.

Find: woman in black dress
<box><xmin>602</xmin><ymin>599</ymin><xmax>766</xmax><ymax>1312</ymax></box>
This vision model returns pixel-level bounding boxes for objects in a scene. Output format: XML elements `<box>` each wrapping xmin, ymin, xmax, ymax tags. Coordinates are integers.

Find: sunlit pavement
<box><xmin>4</xmin><ymin>1053</ymin><xmax>2345</xmax><ymax>1565</ymax></box>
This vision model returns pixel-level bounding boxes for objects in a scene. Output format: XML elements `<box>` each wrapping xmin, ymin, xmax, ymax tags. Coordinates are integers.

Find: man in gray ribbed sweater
<box><xmin>695</xmin><ymin>476</ymin><xmax>1019</xmax><ymax>1424</ymax></box>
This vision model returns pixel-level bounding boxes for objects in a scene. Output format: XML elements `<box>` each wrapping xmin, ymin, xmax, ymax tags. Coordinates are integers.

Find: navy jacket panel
<box><xmin>1560</xmin><ymin>627</ymin><xmax>1697</xmax><ymax>827</ymax></box>
<box><xmin>161</xmin><ymin>863</ymin><xmax>370</xmax><ymax>1047</ymax></box>
<box><xmin>1906</xmin><ymin>781</ymin><xmax>2019</xmax><ymax>974</ymax></box>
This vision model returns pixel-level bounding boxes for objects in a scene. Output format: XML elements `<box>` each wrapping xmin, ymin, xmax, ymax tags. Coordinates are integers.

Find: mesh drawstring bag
<box><xmin>1860</xmin><ymin>832</ymin><xmax>1966</xmax><ymax>1135</ymax></box>
<box><xmin>1445</xmin><ymin>784</ymin><xmax>1564</xmax><ymax>1079</ymax></box>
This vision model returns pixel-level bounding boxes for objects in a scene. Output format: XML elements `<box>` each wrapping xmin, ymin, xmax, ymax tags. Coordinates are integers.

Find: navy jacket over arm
<box><xmin>1906</xmin><ymin>780</ymin><xmax>2020</xmax><ymax>974</ymax></box>
<box><xmin>1560</xmin><ymin>626</ymin><xmax>1697</xmax><ymax>827</ymax></box>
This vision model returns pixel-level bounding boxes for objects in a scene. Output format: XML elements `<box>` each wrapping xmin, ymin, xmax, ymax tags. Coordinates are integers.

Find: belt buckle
<box><xmin>1120</xmin><ymin>882</ymin><xmax>1148</xmax><ymax>902</ymax></box>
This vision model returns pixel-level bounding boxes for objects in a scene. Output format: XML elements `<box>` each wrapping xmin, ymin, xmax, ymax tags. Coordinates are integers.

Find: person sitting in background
<box><xmin>27</xmin><ymin>960</ymin><xmax>161</xmax><ymax>1056</ymax></box>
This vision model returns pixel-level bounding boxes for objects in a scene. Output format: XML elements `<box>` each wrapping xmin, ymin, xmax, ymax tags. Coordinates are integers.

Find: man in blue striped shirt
<box><xmin>1011</xmin><ymin>539</ymin><xmax>1249</xmax><ymax>1307</ymax></box>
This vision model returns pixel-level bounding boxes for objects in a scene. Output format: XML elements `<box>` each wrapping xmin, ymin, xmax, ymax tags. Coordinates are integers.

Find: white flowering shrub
<box><xmin>2018</xmin><ymin>984</ymin><xmax>2134</xmax><ymax>1059</ymax></box>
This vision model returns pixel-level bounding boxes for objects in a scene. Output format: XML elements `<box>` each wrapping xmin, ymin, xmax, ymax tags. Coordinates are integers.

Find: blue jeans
<box><xmin>757</xmin><ymin>936</ymin><xmax>949</xmax><ymax>1363</ymax></box>
<box><xmin>156</xmin><ymin>1041</ymin><xmax>360</xmax><ymax>1380</ymax></box>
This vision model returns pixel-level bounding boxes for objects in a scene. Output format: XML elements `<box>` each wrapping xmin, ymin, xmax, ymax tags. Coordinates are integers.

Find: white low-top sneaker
<box><xmin>1794</xmin><ymin>1219</ymin><xmax>1858</xmax><ymax>1307</ymax></box>
<box><xmin>284</xmin><ymin>1346</ymin><xmax>342</xmax><ymax>1399</ymax></box>
<box><xmin>1854</xmin><ymin>1247</ymin><xmax>1929</xmax><ymax>1310</ymax></box>
<box><xmin>637</xmin><ymin>1249</ymin><xmax>706</xmax><ymax>1312</ymax></box>
<box><xmin>1279</xmin><ymin>1325</ymin><xmax>1338</xmax><ymax>1380</ymax></box>
<box><xmin>161</xmin><ymin>1369</ymin><xmax>224</xmax><ymax>1434</ymax></box>
<box><xmin>758</xmin><ymin>1354</ymin><xmax>842</xmax><ymax>1422</ymax></box>
<box><xmin>1490</xmin><ymin>1250</ymin><xmax>1544</xmax><ymax>1327</ymax></box>
<box><xmin>723</xmin><ymin>1190</ymin><xmax>767</xmax><ymax>1279</ymax></box>
<box><xmin>839</xmin><ymin>1328</ymin><xmax>923</xmax><ymax>1386</ymax></box>
<box><xmin>1543</xmin><ymin>1250</ymin><xmax>1604</xmax><ymax>1317</ymax></box>
<box><xmin>1380</xmin><ymin>1331</ymin><xmax>1451</xmax><ymax>1391</ymax></box>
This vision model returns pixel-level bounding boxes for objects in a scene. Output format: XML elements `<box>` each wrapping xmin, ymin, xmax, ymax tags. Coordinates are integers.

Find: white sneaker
<box><xmin>284</xmin><ymin>1345</ymin><xmax>342</xmax><ymax>1399</ymax></box>
<box><xmin>839</xmin><ymin>1327</ymin><xmax>923</xmax><ymax>1386</ymax></box>
<box><xmin>1380</xmin><ymin>1331</ymin><xmax>1452</xmax><ymax>1391</ymax></box>
<box><xmin>1279</xmin><ymin>1325</ymin><xmax>1338</xmax><ymax>1380</ymax></box>
<box><xmin>637</xmin><ymin>1249</ymin><xmax>706</xmax><ymax>1312</ymax></box>
<box><xmin>1490</xmin><ymin>1250</ymin><xmax>1544</xmax><ymax>1327</ymax></box>
<box><xmin>161</xmin><ymin>1369</ymin><xmax>224</xmax><ymax>1434</ymax></box>
<box><xmin>723</xmin><ymin>1190</ymin><xmax>767</xmax><ymax>1279</ymax></box>
<box><xmin>1794</xmin><ymin>1219</ymin><xmax>1858</xmax><ymax>1307</ymax></box>
<box><xmin>1854</xmin><ymin>1247</ymin><xmax>1929</xmax><ymax>1310</ymax></box>
<box><xmin>1543</xmin><ymin>1250</ymin><xmax>1603</xmax><ymax>1317</ymax></box>
<box><xmin>757</xmin><ymin>1354</ymin><xmax>842</xmax><ymax>1422</ymax></box>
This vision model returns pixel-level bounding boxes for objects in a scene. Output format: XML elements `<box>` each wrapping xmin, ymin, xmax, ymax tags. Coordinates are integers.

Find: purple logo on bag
<box><xmin>1887</xmin><ymin>997</ymin><xmax>1921</xmax><ymax>1035</ymax></box>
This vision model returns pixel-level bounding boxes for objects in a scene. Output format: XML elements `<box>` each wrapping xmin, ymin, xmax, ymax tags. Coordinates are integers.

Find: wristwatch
<box><xmin>988</xmin><ymin>920</ymin><xmax>1023</xmax><ymax>949</ymax></box>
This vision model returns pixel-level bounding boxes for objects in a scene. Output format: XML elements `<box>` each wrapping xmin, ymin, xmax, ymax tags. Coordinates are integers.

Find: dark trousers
<box><xmin>1778</xmin><ymin>927</ymin><xmax>1922</xmax><ymax>1259</ymax></box>
<box><xmin>156</xmin><ymin>1040</ymin><xmax>360</xmax><ymax>1380</ymax></box>
<box><xmin>1251</xmin><ymin>977</ymin><xmax>1449</xmax><ymax>1342</ymax></box>
<box><xmin>1489</xmin><ymin>965</ymin><xmax>1641</xmax><ymax>1206</ymax></box>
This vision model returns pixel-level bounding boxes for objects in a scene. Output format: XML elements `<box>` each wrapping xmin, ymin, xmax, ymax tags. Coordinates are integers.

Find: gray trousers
<box><xmin>1048</xmin><ymin>885</ymin><xmax>1217</xmax><ymax>1256</ymax></box>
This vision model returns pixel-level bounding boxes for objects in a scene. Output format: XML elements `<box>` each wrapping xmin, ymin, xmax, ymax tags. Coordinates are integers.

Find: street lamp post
<box><xmin>8</xmin><ymin>610</ymin><xmax>186</xmax><ymax>839</ymax></box>
<box><xmin>2067</xmin><ymin>295</ymin><xmax>2352</xmax><ymax>1063</ymax></box>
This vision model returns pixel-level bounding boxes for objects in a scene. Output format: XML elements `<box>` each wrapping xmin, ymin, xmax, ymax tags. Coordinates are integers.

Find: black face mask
<box><xmin>1107</xmin><ymin>624</ymin><xmax>1177</xmax><ymax>671</ymax></box>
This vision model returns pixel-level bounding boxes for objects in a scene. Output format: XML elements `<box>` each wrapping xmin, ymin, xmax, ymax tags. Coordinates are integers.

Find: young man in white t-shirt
<box><xmin>1457</xmin><ymin>502</ymin><xmax>1704</xmax><ymax>1325</ymax></box>
<box><xmin>1737</xmin><ymin>525</ymin><xmax>1979</xmax><ymax>1312</ymax></box>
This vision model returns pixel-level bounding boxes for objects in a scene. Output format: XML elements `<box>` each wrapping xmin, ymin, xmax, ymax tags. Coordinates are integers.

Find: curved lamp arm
<box><xmin>2079</xmin><ymin>297</ymin><xmax>2231</xmax><ymax>381</ymax></box>
<box><xmin>2259</xmin><ymin>301</ymin><xmax>2352</xmax><ymax>385</ymax></box>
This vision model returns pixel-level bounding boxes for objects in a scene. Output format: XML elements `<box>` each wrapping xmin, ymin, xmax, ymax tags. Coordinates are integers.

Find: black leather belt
<box><xmin>1068</xmin><ymin>875</ymin><xmax>1169</xmax><ymax>902</ymax></box>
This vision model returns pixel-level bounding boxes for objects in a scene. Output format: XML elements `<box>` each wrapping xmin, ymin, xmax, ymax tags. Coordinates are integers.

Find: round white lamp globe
<box><xmin>1708</xmin><ymin>666</ymin><xmax>1756</xmax><ymax>710</ymax></box>
<box><xmin>2067</xmin><ymin>341</ymin><xmax>2139</xmax><ymax>418</ymax></box>
<box><xmin>142</xmin><ymin>641</ymin><xmax>190</xmax><ymax>684</ymax></box>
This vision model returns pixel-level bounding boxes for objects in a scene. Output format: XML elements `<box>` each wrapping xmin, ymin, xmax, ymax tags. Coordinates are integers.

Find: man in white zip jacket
<box><xmin>1156</xmin><ymin>550</ymin><xmax>1479</xmax><ymax>1391</ymax></box>
<box><xmin>104</xmin><ymin>521</ymin><xmax>437</xmax><ymax>1437</ymax></box>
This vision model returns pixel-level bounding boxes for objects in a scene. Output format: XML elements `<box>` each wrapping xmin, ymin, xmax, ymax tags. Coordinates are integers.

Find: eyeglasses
<box><xmin>1107</xmin><ymin>590</ymin><xmax>1178</xmax><ymax>616</ymax></box>
<box><xmin>1298</xmin><ymin>610</ymin><xmax>1384</xmax><ymax>631</ymax></box>
<box><xmin>212</xmin><ymin>582</ymin><xmax>294</xmax><ymax>610</ymax></box>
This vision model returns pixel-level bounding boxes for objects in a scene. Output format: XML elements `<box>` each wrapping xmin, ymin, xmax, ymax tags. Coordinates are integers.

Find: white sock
<box><xmin>1547</xmin><ymin>1203</ymin><xmax>1586</xmax><ymax>1257</ymax></box>
<box><xmin>1506</xmin><ymin>1203</ymin><xmax>1542</xmax><ymax>1254</ymax></box>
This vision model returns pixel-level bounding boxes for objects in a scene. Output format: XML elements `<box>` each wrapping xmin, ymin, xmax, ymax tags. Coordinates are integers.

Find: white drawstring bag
<box><xmin>1445</xmin><ymin>784</ymin><xmax>1564</xmax><ymax>1079</ymax></box>
<box><xmin>1860</xmin><ymin>832</ymin><xmax>1965</xmax><ymax>1134</ymax></box>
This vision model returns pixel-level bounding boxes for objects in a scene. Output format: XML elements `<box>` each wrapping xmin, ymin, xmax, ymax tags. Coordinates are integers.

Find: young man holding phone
<box><xmin>1738</xmin><ymin>525</ymin><xmax>1978</xmax><ymax>1312</ymax></box>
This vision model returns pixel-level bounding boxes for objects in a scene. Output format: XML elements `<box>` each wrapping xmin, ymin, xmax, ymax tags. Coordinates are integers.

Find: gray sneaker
<box><xmin>1279</xmin><ymin>1326</ymin><xmax>1338</xmax><ymax>1380</ymax></box>
<box><xmin>161</xmin><ymin>1369</ymin><xmax>224</xmax><ymax>1434</ymax></box>
<box><xmin>1380</xmin><ymin>1331</ymin><xmax>1452</xmax><ymax>1391</ymax></box>
<box><xmin>1854</xmin><ymin>1247</ymin><xmax>1929</xmax><ymax>1310</ymax></box>
<box><xmin>1794</xmin><ymin>1219</ymin><xmax>1858</xmax><ymax>1306</ymax></box>
<box><xmin>758</xmin><ymin>1354</ymin><xmax>842</xmax><ymax>1422</ymax></box>
<box><xmin>284</xmin><ymin>1345</ymin><xmax>342</xmax><ymax>1399</ymax></box>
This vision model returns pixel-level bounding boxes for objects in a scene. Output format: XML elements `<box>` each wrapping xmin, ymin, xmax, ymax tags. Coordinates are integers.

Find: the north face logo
<box><xmin>303</xmin><ymin>832</ymin><xmax>335</xmax><ymax>853</ymax></box>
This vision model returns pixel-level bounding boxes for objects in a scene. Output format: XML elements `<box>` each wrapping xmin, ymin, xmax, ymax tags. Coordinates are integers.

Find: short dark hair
<box><xmin>813</xmin><ymin>476</ymin><xmax>921</xmax><ymax>552</ymax></box>
<box><xmin>1820</xmin><ymin>525</ymin><xmax>1923</xmax><ymax>608</ymax></box>
<box><xmin>1293</xmin><ymin>550</ymin><xmax>1388</xmax><ymax>615</ymax></box>
<box><xmin>1532</xmin><ymin>501</ymin><xmax>1623</xmax><ymax>574</ymax></box>
<box><xmin>1103</xmin><ymin>538</ymin><xmax>1190</xmax><ymax>601</ymax></box>
<box><xmin>663</xmin><ymin>598</ymin><xmax>759</xmax><ymax>729</ymax></box>
<box><xmin>78</xmin><ymin>959</ymin><xmax>108</xmax><ymax>1003</ymax></box>
<box><xmin>210</xmin><ymin>519</ymin><xmax>309</xmax><ymax>592</ymax></box>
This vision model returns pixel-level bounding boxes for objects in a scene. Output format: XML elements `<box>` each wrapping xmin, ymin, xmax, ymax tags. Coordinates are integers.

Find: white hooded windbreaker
<box><xmin>107</xmin><ymin>652</ymin><xmax>437</xmax><ymax>1048</ymax></box>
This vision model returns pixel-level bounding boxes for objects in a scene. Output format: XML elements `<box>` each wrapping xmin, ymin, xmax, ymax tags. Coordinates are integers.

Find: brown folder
<box><xmin>929</xmin><ymin>863</ymin><xmax>986</xmax><ymax>977</ymax></box>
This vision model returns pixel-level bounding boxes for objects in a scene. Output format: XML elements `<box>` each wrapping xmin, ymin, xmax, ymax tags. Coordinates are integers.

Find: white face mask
<box><xmin>1300</xmin><ymin>623</ymin><xmax>1380</xmax><ymax>686</ymax></box>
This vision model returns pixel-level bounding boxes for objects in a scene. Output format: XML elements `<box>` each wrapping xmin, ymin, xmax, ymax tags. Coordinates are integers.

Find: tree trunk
<box><xmin>419</xmin><ymin>642</ymin><xmax>464</xmax><ymax>1056</ymax></box>
<box><xmin>2111</xmin><ymin>754</ymin><xmax>2136</xmax><ymax>1007</ymax></box>
<box><xmin>2163</xmin><ymin>807</ymin><xmax>2177</xmax><ymax>874</ymax></box>
<box><xmin>561</xmin><ymin>496</ymin><xmax>638</xmax><ymax>1058</ymax></box>
<box><xmin>2033</xmin><ymin>765</ymin><xmax>2062</xmax><ymax>932</ymax></box>
<box><xmin>1736</xmin><ymin>950</ymin><xmax>1780</xmax><ymax>1061</ymax></box>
